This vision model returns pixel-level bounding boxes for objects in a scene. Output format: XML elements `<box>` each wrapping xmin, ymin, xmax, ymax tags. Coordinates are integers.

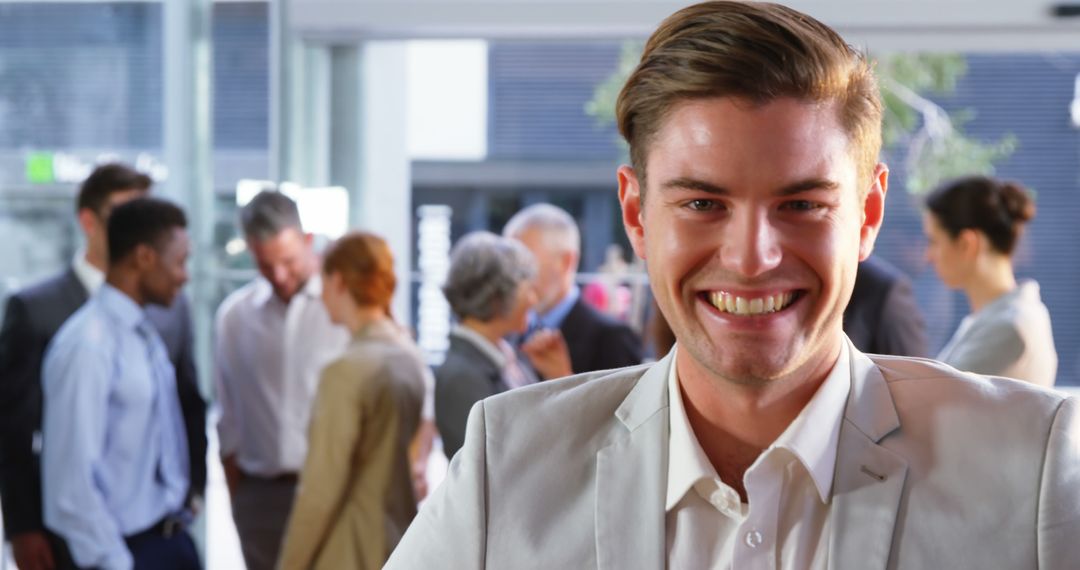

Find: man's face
<box><xmin>922</xmin><ymin>212</ymin><xmax>969</xmax><ymax>290</ymax></box>
<box><xmin>81</xmin><ymin>188</ymin><xmax>147</xmax><ymax>254</ymax></box>
<box><xmin>141</xmin><ymin>227</ymin><xmax>190</xmax><ymax>307</ymax></box>
<box><xmin>618</xmin><ymin>97</ymin><xmax>886</xmax><ymax>387</ymax></box>
<box><xmin>247</xmin><ymin>227</ymin><xmax>316</xmax><ymax>302</ymax></box>
<box><xmin>512</xmin><ymin>227</ymin><xmax>572</xmax><ymax>314</ymax></box>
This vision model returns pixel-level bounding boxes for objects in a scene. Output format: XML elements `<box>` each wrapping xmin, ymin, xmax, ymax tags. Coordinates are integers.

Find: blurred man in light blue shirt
<box><xmin>41</xmin><ymin>198</ymin><xmax>198</xmax><ymax>570</ymax></box>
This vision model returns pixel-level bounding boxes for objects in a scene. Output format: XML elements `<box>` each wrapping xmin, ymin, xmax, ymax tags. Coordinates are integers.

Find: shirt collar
<box><xmin>665</xmin><ymin>345</ymin><xmax>721</xmax><ymax>511</ymax></box>
<box><xmin>664</xmin><ymin>339</ymin><xmax>852</xmax><ymax>510</ymax></box>
<box><xmin>252</xmin><ymin>274</ymin><xmax>323</xmax><ymax>307</ymax></box>
<box><xmin>768</xmin><ymin>340</ymin><xmax>851</xmax><ymax>504</ymax></box>
<box><xmin>96</xmin><ymin>283</ymin><xmax>146</xmax><ymax>331</ymax></box>
<box><xmin>450</xmin><ymin>324</ymin><xmax>507</xmax><ymax>369</ymax></box>
<box><xmin>72</xmin><ymin>248</ymin><xmax>105</xmax><ymax>294</ymax></box>
<box><xmin>536</xmin><ymin>286</ymin><xmax>580</xmax><ymax>329</ymax></box>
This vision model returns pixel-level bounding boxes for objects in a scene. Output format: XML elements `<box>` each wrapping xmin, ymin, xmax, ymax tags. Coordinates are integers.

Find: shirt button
<box><xmin>745</xmin><ymin>530</ymin><xmax>764</xmax><ymax>548</ymax></box>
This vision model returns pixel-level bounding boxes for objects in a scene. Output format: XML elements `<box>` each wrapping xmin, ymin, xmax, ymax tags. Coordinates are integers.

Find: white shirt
<box><xmin>214</xmin><ymin>276</ymin><xmax>350</xmax><ymax>476</ymax></box>
<box><xmin>665</xmin><ymin>342</ymin><xmax>851</xmax><ymax>570</ymax></box>
<box><xmin>72</xmin><ymin>248</ymin><xmax>105</xmax><ymax>294</ymax></box>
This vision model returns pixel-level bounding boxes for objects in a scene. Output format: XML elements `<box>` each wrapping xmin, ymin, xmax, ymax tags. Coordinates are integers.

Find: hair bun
<box><xmin>998</xmin><ymin>181</ymin><xmax>1035</xmax><ymax>224</ymax></box>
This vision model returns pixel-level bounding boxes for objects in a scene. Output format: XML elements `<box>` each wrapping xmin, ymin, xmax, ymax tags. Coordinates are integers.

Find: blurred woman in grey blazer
<box><xmin>278</xmin><ymin>232</ymin><xmax>427</xmax><ymax>570</ymax></box>
<box><xmin>435</xmin><ymin>232</ymin><xmax>573</xmax><ymax>459</ymax></box>
<box><xmin>923</xmin><ymin>175</ymin><xmax>1057</xmax><ymax>387</ymax></box>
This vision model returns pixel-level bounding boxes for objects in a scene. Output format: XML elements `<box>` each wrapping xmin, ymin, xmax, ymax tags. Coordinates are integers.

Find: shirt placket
<box><xmin>733</xmin><ymin>451</ymin><xmax>783</xmax><ymax>570</ymax></box>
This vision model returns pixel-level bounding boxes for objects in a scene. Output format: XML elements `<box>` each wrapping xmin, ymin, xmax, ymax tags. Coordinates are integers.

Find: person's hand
<box><xmin>411</xmin><ymin>459</ymin><xmax>429</xmax><ymax>502</ymax></box>
<box><xmin>222</xmin><ymin>454</ymin><xmax>242</xmax><ymax>495</ymax></box>
<box><xmin>12</xmin><ymin>531</ymin><xmax>55</xmax><ymax>570</ymax></box>
<box><xmin>522</xmin><ymin>328</ymin><xmax>574</xmax><ymax>380</ymax></box>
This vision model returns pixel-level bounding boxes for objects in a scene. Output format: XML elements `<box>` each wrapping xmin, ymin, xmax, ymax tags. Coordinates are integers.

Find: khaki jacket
<box><xmin>279</xmin><ymin>319</ymin><xmax>426</xmax><ymax>570</ymax></box>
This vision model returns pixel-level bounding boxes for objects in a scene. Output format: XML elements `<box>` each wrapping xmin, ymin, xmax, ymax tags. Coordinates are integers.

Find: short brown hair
<box><xmin>322</xmin><ymin>231</ymin><xmax>397</xmax><ymax>316</ymax></box>
<box><xmin>616</xmin><ymin>1</ymin><xmax>882</xmax><ymax>187</ymax></box>
<box><xmin>77</xmin><ymin>163</ymin><xmax>152</xmax><ymax>217</ymax></box>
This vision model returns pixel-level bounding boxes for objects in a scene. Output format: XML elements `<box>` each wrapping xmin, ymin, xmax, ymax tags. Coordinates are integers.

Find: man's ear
<box><xmin>77</xmin><ymin>208</ymin><xmax>99</xmax><ymax>237</ymax></box>
<box><xmin>858</xmin><ymin>163</ymin><xmax>889</xmax><ymax>261</ymax></box>
<box><xmin>133</xmin><ymin>243</ymin><xmax>158</xmax><ymax>271</ymax></box>
<box><xmin>617</xmin><ymin>165</ymin><xmax>647</xmax><ymax>261</ymax></box>
<box><xmin>561</xmin><ymin>249</ymin><xmax>580</xmax><ymax>276</ymax></box>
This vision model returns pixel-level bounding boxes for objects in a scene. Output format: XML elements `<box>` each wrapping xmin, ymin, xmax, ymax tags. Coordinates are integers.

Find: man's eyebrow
<box><xmin>659</xmin><ymin>177</ymin><xmax>841</xmax><ymax>196</ymax></box>
<box><xmin>659</xmin><ymin>177</ymin><xmax>729</xmax><ymax>195</ymax></box>
<box><xmin>777</xmin><ymin>178</ymin><xmax>840</xmax><ymax>196</ymax></box>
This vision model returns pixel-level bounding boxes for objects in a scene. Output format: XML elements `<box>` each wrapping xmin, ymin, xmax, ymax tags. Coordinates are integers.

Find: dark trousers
<box><xmin>126</xmin><ymin>530</ymin><xmax>201</xmax><ymax>570</ymax></box>
<box><xmin>231</xmin><ymin>475</ymin><xmax>297</xmax><ymax>570</ymax></box>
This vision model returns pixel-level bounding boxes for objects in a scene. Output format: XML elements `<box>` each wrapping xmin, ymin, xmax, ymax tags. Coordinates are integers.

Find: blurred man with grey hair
<box><xmin>213</xmin><ymin>191</ymin><xmax>349</xmax><ymax>570</ymax></box>
<box><xmin>503</xmin><ymin>203</ymin><xmax>643</xmax><ymax>373</ymax></box>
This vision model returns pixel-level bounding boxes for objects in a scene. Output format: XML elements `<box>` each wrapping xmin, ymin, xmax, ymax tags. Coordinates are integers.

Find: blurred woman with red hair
<box><xmin>278</xmin><ymin>231</ymin><xmax>428</xmax><ymax>570</ymax></box>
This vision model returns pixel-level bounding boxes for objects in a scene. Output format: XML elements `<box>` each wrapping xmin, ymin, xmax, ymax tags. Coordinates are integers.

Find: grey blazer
<box><xmin>433</xmin><ymin>334</ymin><xmax>508</xmax><ymax>459</ymax></box>
<box><xmin>388</xmin><ymin>343</ymin><xmax>1080</xmax><ymax>569</ymax></box>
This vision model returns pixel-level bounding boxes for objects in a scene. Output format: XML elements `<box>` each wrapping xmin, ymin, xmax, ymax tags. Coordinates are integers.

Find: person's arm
<box><xmin>0</xmin><ymin>295</ymin><xmax>57</xmax><ymax>570</ymax></box>
<box><xmin>42</xmin><ymin>338</ymin><xmax>132</xmax><ymax>570</ymax></box>
<box><xmin>278</xmin><ymin>361</ymin><xmax>362</xmax><ymax>570</ymax></box>
<box><xmin>873</xmin><ymin>278</ymin><xmax>929</xmax><ymax>358</ymax></box>
<box><xmin>409</xmin><ymin>366</ymin><xmax>438</xmax><ymax>501</ymax></box>
<box><xmin>172</xmin><ymin>296</ymin><xmax>208</xmax><ymax>507</ymax></box>
<box><xmin>213</xmin><ymin>308</ymin><xmax>242</xmax><ymax>495</ymax></box>
<box><xmin>434</xmin><ymin>359</ymin><xmax>498</xmax><ymax>459</ymax></box>
<box><xmin>1037</xmin><ymin>396</ymin><xmax>1080</xmax><ymax>569</ymax></box>
<box><xmin>385</xmin><ymin>402</ymin><xmax>488</xmax><ymax>569</ymax></box>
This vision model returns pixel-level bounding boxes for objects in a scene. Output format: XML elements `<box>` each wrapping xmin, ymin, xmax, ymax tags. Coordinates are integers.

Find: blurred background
<box><xmin>1</xmin><ymin>0</ymin><xmax>1079</xmax><ymax>564</ymax></box>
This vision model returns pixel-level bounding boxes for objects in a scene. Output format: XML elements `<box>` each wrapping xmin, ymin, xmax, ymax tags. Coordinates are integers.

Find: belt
<box><xmin>241</xmin><ymin>470</ymin><xmax>299</xmax><ymax>484</ymax></box>
<box><xmin>128</xmin><ymin>513</ymin><xmax>189</xmax><ymax>541</ymax></box>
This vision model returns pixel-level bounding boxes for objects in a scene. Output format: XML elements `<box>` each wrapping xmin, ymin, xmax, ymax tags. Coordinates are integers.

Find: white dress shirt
<box><xmin>214</xmin><ymin>276</ymin><xmax>350</xmax><ymax>476</ymax></box>
<box><xmin>72</xmin><ymin>248</ymin><xmax>105</xmax><ymax>293</ymax></box>
<box><xmin>665</xmin><ymin>342</ymin><xmax>851</xmax><ymax>570</ymax></box>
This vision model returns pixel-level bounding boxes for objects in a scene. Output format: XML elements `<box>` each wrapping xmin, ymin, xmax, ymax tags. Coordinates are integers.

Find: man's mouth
<box><xmin>704</xmin><ymin>290</ymin><xmax>803</xmax><ymax>316</ymax></box>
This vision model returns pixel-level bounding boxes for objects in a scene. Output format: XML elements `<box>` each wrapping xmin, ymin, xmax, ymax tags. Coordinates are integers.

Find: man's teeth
<box><xmin>709</xmin><ymin>292</ymin><xmax>795</xmax><ymax>316</ymax></box>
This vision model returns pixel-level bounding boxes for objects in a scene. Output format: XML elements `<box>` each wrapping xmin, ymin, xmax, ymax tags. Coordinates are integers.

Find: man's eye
<box><xmin>782</xmin><ymin>200</ymin><xmax>822</xmax><ymax>211</ymax></box>
<box><xmin>686</xmin><ymin>199</ymin><xmax>719</xmax><ymax>212</ymax></box>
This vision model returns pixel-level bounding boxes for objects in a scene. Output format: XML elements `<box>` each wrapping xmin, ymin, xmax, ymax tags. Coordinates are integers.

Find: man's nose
<box><xmin>719</xmin><ymin>208</ymin><xmax>782</xmax><ymax>278</ymax></box>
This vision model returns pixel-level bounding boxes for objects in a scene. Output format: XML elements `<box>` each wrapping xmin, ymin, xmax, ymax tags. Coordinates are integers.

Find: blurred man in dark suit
<box><xmin>504</xmin><ymin>203</ymin><xmax>643</xmax><ymax>373</ymax></box>
<box><xmin>0</xmin><ymin>164</ymin><xmax>207</xmax><ymax>570</ymax></box>
<box><xmin>843</xmin><ymin>255</ymin><xmax>928</xmax><ymax>357</ymax></box>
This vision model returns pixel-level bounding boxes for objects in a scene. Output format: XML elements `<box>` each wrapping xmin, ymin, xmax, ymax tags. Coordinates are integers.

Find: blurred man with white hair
<box><xmin>504</xmin><ymin>203</ymin><xmax>643</xmax><ymax>373</ymax></box>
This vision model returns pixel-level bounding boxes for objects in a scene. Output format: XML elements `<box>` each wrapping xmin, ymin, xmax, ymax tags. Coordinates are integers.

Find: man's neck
<box><xmin>84</xmin><ymin>248</ymin><xmax>107</xmax><ymax>273</ymax></box>
<box><xmin>675</xmin><ymin>344</ymin><xmax>838</xmax><ymax>498</ymax></box>
<box><xmin>105</xmin><ymin>271</ymin><xmax>145</xmax><ymax>306</ymax></box>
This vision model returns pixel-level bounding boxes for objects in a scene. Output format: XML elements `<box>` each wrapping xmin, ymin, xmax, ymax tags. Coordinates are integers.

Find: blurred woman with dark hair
<box><xmin>923</xmin><ymin>175</ymin><xmax>1057</xmax><ymax>387</ymax></box>
<box><xmin>278</xmin><ymin>231</ymin><xmax>427</xmax><ymax>570</ymax></box>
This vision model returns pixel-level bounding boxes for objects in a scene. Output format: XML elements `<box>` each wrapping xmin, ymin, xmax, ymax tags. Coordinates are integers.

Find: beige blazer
<box><xmin>278</xmin><ymin>319</ymin><xmax>426</xmax><ymax>570</ymax></box>
<box><xmin>386</xmin><ymin>340</ymin><xmax>1080</xmax><ymax>569</ymax></box>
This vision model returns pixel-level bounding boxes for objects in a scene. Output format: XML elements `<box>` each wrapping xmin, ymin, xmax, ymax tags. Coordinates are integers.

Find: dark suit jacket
<box><xmin>559</xmin><ymin>298</ymin><xmax>644</xmax><ymax>374</ymax></box>
<box><xmin>843</xmin><ymin>256</ymin><xmax>928</xmax><ymax>358</ymax></box>
<box><xmin>0</xmin><ymin>268</ymin><xmax>207</xmax><ymax>538</ymax></box>
<box><xmin>434</xmin><ymin>334</ymin><xmax>508</xmax><ymax>460</ymax></box>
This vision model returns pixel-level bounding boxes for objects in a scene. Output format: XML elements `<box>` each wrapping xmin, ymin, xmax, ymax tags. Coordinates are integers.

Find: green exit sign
<box><xmin>25</xmin><ymin>152</ymin><xmax>55</xmax><ymax>184</ymax></box>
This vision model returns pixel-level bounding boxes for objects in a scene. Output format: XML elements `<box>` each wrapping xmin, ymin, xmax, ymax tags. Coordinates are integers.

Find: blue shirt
<box><xmin>42</xmin><ymin>284</ymin><xmax>189</xmax><ymax>570</ymax></box>
<box><xmin>536</xmin><ymin>286</ymin><xmax>580</xmax><ymax>330</ymax></box>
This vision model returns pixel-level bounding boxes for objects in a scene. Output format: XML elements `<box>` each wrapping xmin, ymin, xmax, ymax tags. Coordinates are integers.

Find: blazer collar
<box><xmin>597</xmin><ymin>343</ymin><xmax>910</xmax><ymax>570</ymax></box>
<box><xmin>596</xmin><ymin>350</ymin><xmax>671</xmax><ymax>570</ymax></box>
<box><xmin>828</xmin><ymin>341</ymin><xmax>908</xmax><ymax>570</ymax></box>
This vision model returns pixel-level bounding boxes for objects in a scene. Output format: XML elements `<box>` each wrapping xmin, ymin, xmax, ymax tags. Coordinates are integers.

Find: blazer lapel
<box><xmin>829</xmin><ymin>345</ymin><xmax>909</xmax><ymax>570</ymax></box>
<box><xmin>595</xmin><ymin>352</ymin><xmax>670</xmax><ymax>570</ymax></box>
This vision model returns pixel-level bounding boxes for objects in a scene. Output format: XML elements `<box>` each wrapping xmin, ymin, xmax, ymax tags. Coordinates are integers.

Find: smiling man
<box><xmin>386</xmin><ymin>2</ymin><xmax>1080</xmax><ymax>568</ymax></box>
